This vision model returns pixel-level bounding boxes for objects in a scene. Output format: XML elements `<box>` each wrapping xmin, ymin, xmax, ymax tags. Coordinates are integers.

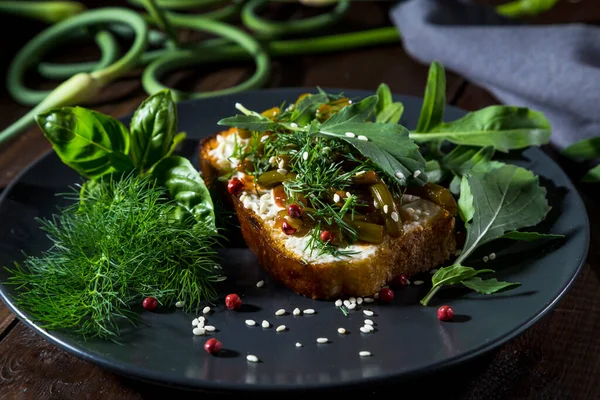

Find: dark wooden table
<box><xmin>1</xmin><ymin>1</ymin><xmax>599</xmax><ymax>399</ymax></box>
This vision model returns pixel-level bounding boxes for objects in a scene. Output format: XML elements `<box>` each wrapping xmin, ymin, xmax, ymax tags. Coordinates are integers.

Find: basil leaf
<box><xmin>420</xmin><ymin>264</ymin><xmax>494</xmax><ymax>305</ymax></box>
<box><xmin>462</xmin><ymin>277</ymin><xmax>520</xmax><ymax>294</ymax></box>
<box><xmin>496</xmin><ymin>0</ymin><xmax>559</xmax><ymax>18</ymax></box>
<box><xmin>562</xmin><ymin>137</ymin><xmax>600</xmax><ymax>161</ymax></box>
<box><xmin>217</xmin><ymin>114</ymin><xmax>280</xmax><ymax>132</ymax></box>
<box><xmin>583</xmin><ymin>164</ymin><xmax>600</xmax><ymax>182</ymax></box>
<box><xmin>411</xmin><ymin>106</ymin><xmax>551</xmax><ymax>152</ymax></box>
<box><xmin>151</xmin><ymin>156</ymin><xmax>216</xmax><ymax>231</ymax></box>
<box><xmin>416</xmin><ymin>61</ymin><xmax>445</xmax><ymax>132</ymax></box>
<box><xmin>375</xmin><ymin>83</ymin><xmax>404</xmax><ymax>124</ymax></box>
<box><xmin>165</xmin><ymin>132</ymin><xmax>187</xmax><ymax>158</ymax></box>
<box><xmin>500</xmin><ymin>231</ymin><xmax>564</xmax><ymax>241</ymax></box>
<box><xmin>318</xmin><ymin>96</ymin><xmax>427</xmax><ymax>185</ymax></box>
<box><xmin>458</xmin><ymin>164</ymin><xmax>551</xmax><ymax>262</ymax></box>
<box><xmin>36</xmin><ymin>106</ymin><xmax>133</xmax><ymax>179</ymax></box>
<box><xmin>130</xmin><ymin>89</ymin><xmax>177</xmax><ymax>171</ymax></box>
<box><xmin>291</xmin><ymin>93</ymin><xmax>328</xmax><ymax>126</ymax></box>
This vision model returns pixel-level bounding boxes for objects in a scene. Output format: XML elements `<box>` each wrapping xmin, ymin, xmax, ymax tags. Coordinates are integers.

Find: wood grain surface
<box><xmin>0</xmin><ymin>1</ymin><xmax>599</xmax><ymax>399</ymax></box>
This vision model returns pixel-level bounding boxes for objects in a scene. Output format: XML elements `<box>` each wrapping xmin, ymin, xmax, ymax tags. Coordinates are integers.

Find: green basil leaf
<box><xmin>416</xmin><ymin>61</ymin><xmax>445</xmax><ymax>132</ymax></box>
<box><xmin>411</xmin><ymin>106</ymin><xmax>551</xmax><ymax>152</ymax></box>
<box><xmin>496</xmin><ymin>0</ymin><xmax>559</xmax><ymax>18</ymax></box>
<box><xmin>458</xmin><ymin>164</ymin><xmax>551</xmax><ymax>262</ymax></box>
<box><xmin>462</xmin><ymin>277</ymin><xmax>520</xmax><ymax>294</ymax></box>
<box><xmin>35</xmin><ymin>106</ymin><xmax>133</xmax><ymax>179</ymax></box>
<box><xmin>217</xmin><ymin>114</ymin><xmax>280</xmax><ymax>132</ymax></box>
<box><xmin>291</xmin><ymin>92</ymin><xmax>328</xmax><ymax>126</ymax></box>
<box><xmin>130</xmin><ymin>89</ymin><xmax>177</xmax><ymax>171</ymax></box>
<box><xmin>317</xmin><ymin>96</ymin><xmax>427</xmax><ymax>186</ymax></box>
<box><xmin>151</xmin><ymin>156</ymin><xmax>216</xmax><ymax>231</ymax></box>
<box><xmin>583</xmin><ymin>164</ymin><xmax>600</xmax><ymax>182</ymax></box>
<box><xmin>562</xmin><ymin>137</ymin><xmax>600</xmax><ymax>161</ymax></box>
<box><xmin>500</xmin><ymin>231</ymin><xmax>564</xmax><ymax>241</ymax></box>
<box><xmin>165</xmin><ymin>132</ymin><xmax>187</xmax><ymax>158</ymax></box>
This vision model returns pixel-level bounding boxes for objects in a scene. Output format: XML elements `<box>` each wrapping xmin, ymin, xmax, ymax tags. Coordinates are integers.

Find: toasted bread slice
<box><xmin>199</xmin><ymin>128</ymin><xmax>456</xmax><ymax>299</ymax></box>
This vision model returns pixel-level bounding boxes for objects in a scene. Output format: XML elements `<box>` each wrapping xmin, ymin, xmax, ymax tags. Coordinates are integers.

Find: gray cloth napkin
<box><xmin>390</xmin><ymin>0</ymin><xmax>600</xmax><ymax>149</ymax></box>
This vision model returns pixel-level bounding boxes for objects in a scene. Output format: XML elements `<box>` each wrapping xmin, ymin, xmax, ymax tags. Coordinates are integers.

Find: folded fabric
<box><xmin>390</xmin><ymin>0</ymin><xmax>600</xmax><ymax>149</ymax></box>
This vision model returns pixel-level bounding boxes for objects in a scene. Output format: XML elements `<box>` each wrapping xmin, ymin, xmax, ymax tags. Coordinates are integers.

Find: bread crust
<box><xmin>199</xmin><ymin>129</ymin><xmax>456</xmax><ymax>299</ymax></box>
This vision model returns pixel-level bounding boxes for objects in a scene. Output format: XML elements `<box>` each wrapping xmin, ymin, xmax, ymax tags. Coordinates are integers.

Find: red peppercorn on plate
<box><xmin>0</xmin><ymin>88</ymin><xmax>589</xmax><ymax>394</ymax></box>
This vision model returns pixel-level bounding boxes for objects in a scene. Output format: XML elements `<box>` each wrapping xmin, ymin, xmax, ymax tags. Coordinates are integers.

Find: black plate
<box><xmin>0</xmin><ymin>88</ymin><xmax>589</xmax><ymax>393</ymax></box>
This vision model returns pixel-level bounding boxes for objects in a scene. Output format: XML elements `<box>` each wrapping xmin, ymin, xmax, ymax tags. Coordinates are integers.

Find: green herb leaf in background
<box><xmin>500</xmin><ymin>231</ymin><xmax>564</xmax><ymax>241</ymax></box>
<box><xmin>462</xmin><ymin>277</ymin><xmax>520</xmax><ymax>295</ymax></box>
<box><xmin>36</xmin><ymin>106</ymin><xmax>134</xmax><ymax>179</ymax></box>
<box><xmin>415</xmin><ymin>60</ymin><xmax>445</xmax><ymax>133</ymax></box>
<box><xmin>151</xmin><ymin>156</ymin><xmax>216</xmax><ymax>231</ymax></box>
<box><xmin>217</xmin><ymin>114</ymin><xmax>281</xmax><ymax>132</ymax></box>
<box><xmin>130</xmin><ymin>89</ymin><xmax>177</xmax><ymax>171</ymax></box>
<box><xmin>562</xmin><ymin>137</ymin><xmax>600</xmax><ymax>182</ymax></box>
<box><xmin>291</xmin><ymin>92</ymin><xmax>328</xmax><ymax>126</ymax></box>
<box><xmin>496</xmin><ymin>0</ymin><xmax>560</xmax><ymax>18</ymax></box>
<box><xmin>375</xmin><ymin>83</ymin><xmax>404</xmax><ymax>124</ymax></box>
<box><xmin>420</xmin><ymin>264</ymin><xmax>494</xmax><ymax>305</ymax></box>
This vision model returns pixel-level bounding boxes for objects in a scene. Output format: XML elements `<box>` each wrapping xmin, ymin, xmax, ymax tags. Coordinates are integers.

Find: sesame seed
<box><xmin>406</xmin><ymin>207</ymin><xmax>414</xmax><ymax>214</ymax></box>
<box><xmin>245</xmin><ymin>319</ymin><xmax>256</xmax><ymax>326</ymax></box>
<box><xmin>383</xmin><ymin>205</ymin><xmax>389</xmax><ymax>214</ymax></box>
<box><xmin>357</xmin><ymin>297</ymin><xmax>363</xmax><ymax>305</ymax></box>
<box><xmin>430</xmin><ymin>268</ymin><xmax>438</xmax><ymax>274</ymax></box>
<box><xmin>260</xmin><ymin>135</ymin><xmax>269</xmax><ymax>143</ymax></box>
<box><xmin>345</xmin><ymin>132</ymin><xmax>356</xmax><ymax>138</ymax></box>
<box><xmin>423</xmin><ymin>211</ymin><xmax>430</xmax><ymax>216</ymax></box>
<box><xmin>204</xmin><ymin>325</ymin><xmax>216</xmax><ymax>332</ymax></box>
<box><xmin>303</xmin><ymin>309</ymin><xmax>315</xmax><ymax>315</ymax></box>
<box><xmin>293</xmin><ymin>308</ymin><xmax>301</xmax><ymax>316</ymax></box>
<box><xmin>275</xmin><ymin>309</ymin><xmax>286</xmax><ymax>316</ymax></box>
<box><xmin>296</xmin><ymin>342</ymin><xmax>302</xmax><ymax>347</ymax></box>
<box><xmin>395</xmin><ymin>171</ymin><xmax>405</xmax><ymax>180</ymax></box>
<box><xmin>192</xmin><ymin>327</ymin><xmax>206</xmax><ymax>336</ymax></box>
<box><xmin>276</xmin><ymin>325</ymin><xmax>286</xmax><ymax>332</ymax></box>
<box><xmin>343</xmin><ymin>300</ymin><xmax>351</xmax><ymax>307</ymax></box>
<box><xmin>415</xmin><ymin>209</ymin><xmax>422</xmax><ymax>215</ymax></box>
<box><xmin>175</xmin><ymin>301</ymin><xmax>184</xmax><ymax>308</ymax></box>
<box><xmin>302</xmin><ymin>151</ymin><xmax>309</xmax><ymax>161</ymax></box>
<box><xmin>348</xmin><ymin>100</ymin><xmax>353</xmax><ymax>104</ymax></box>
<box><xmin>317</xmin><ymin>338</ymin><xmax>328</xmax><ymax>344</ymax></box>
<box><xmin>335</xmin><ymin>299</ymin><xmax>342</xmax><ymax>307</ymax></box>
<box><xmin>363</xmin><ymin>325</ymin><xmax>374</xmax><ymax>332</ymax></box>
<box><xmin>413</xmin><ymin>170</ymin><xmax>421</xmax><ymax>178</ymax></box>
<box><xmin>390</xmin><ymin>211</ymin><xmax>399</xmax><ymax>222</ymax></box>
<box><xmin>363</xmin><ymin>297</ymin><xmax>375</xmax><ymax>303</ymax></box>
<box><xmin>290</xmin><ymin>122</ymin><xmax>298</xmax><ymax>128</ymax></box>
<box><xmin>483</xmin><ymin>256</ymin><xmax>489</xmax><ymax>262</ymax></box>
<box><xmin>261</xmin><ymin>320</ymin><xmax>270</xmax><ymax>328</ymax></box>
<box><xmin>412</xmin><ymin>214</ymin><xmax>419</xmax><ymax>221</ymax></box>
<box><xmin>322</xmin><ymin>147</ymin><xmax>330</xmax><ymax>153</ymax></box>
<box><xmin>268</xmin><ymin>156</ymin><xmax>276</xmax><ymax>164</ymax></box>
<box><xmin>360</xmin><ymin>326</ymin><xmax>371</xmax><ymax>334</ymax></box>
<box><xmin>355</xmin><ymin>171</ymin><xmax>366</xmax><ymax>176</ymax></box>
<box><xmin>489</xmin><ymin>252</ymin><xmax>496</xmax><ymax>260</ymax></box>
<box><xmin>333</xmin><ymin>193</ymin><xmax>341</xmax><ymax>203</ymax></box>
<box><xmin>256</xmin><ymin>280</ymin><xmax>265</xmax><ymax>288</ymax></box>
<box><xmin>202</xmin><ymin>306</ymin><xmax>211</xmax><ymax>314</ymax></box>
<box><xmin>278</xmin><ymin>160</ymin><xmax>285</xmax><ymax>169</ymax></box>
<box><xmin>346</xmin><ymin>192</ymin><xmax>352</xmax><ymax>198</ymax></box>
<box><xmin>373</xmin><ymin>200</ymin><xmax>379</xmax><ymax>209</ymax></box>
<box><xmin>358</xmin><ymin>135</ymin><xmax>369</xmax><ymax>141</ymax></box>
<box><xmin>363</xmin><ymin>310</ymin><xmax>374</xmax><ymax>317</ymax></box>
<box><xmin>192</xmin><ymin>318</ymin><xmax>199</xmax><ymax>326</ymax></box>
<box><xmin>246</xmin><ymin>355</ymin><xmax>259</xmax><ymax>363</ymax></box>
<box><xmin>364</xmin><ymin>319</ymin><xmax>374</xmax><ymax>326</ymax></box>
<box><xmin>338</xmin><ymin>328</ymin><xmax>347</xmax><ymax>334</ymax></box>
<box><xmin>347</xmin><ymin>303</ymin><xmax>356</xmax><ymax>310</ymax></box>
<box><xmin>349</xmin><ymin>297</ymin><xmax>356</xmax><ymax>303</ymax></box>
<box><xmin>198</xmin><ymin>316</ymin><xmax>205</xmax><ymax>322</ymax></box>
<box><xmin>277</xmin><ymin>168</ymin><xmax>288</xmax><ymax>175</ymax></box>
<box><xmin>413</xmin><ymin>280</ymin><xmax>424</xmax><ymax>286</ymax></box>
<box><xmin>359</xmin><ymin>351</ymin><xmax>372</xmax><ymax>357</ymax></box>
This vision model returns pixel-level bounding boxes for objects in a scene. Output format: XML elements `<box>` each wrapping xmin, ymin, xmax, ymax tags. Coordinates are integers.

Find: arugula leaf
<box><xmin>416</xmin><ymin>61</ymin><xmax>445</xmax><ymax>132</ymax></box>
<box><xmin>420</xmin><ymin>264</ymin><xmax>494</xmax><ymax>305</ymax></box>
<box><xmin>424</xmin><ymin>160</ymin><xmax>443</xmax><ymax>184</ymax></box>
<box><xmin>411</xmin><ymin>106</ymin><xmax>551</xmax><ymax>152</ymax></box>
<box><xmin>457</xmin><ymin>175</ymin><xmax>474</xmax><ymax>223</ymax></box>
<box><xmin>151</xmin><ymin>156</ymin><xmax>216</xmax><ymax>231</ymax></box>
<box><xmin>130</xmin><ymin>89</ymin><xmax>177</xmax><ymax>171</ymax></box>
<box><xmin>217</xmin><ymin>114</ymin><xmax>281</xmax><ymax>132</ymax></box>
<box><xmin>496</xmin><ymin>0</ymin><xmax>559</xmax><ymax>18</ymax></box>
<box><xmin>36</xmin><ymin>106</ymin><xmax>134</xmax><ymax>179</ymax></box>
<box><xmin>562</xmin><ymin>137</ymin><xmax>600</xmax><ymax>161</ymax></box>
<box><xmin>500</xmin><ymin>231</ymin><xmax>564</xmax><ymax>241</ymax></box>
<box><xmin>441</xmin><ymin>145</ymin><xmax>495</xmax><ymax>176</ymax></box>
<box><xmin>291</xmin><ymin>92</ymin><xmax>328</xmax><ymax>126</ymax></box>
<box><xmin>375</xmin><ymin>83</ymin><xmax>404</xmax><ymax>124</ymax></box>
<box><xmin>317</xmin><ymin>96</ymin><xmax>428</xmax><ymax>185</ymax></box>
<box><xmin>462</xmin><ymin>277</ymin><xmax>520</xmax><ymax>294</ymax></box>
<box><xmin>457</xmin><ymin>164</ymin><xmax>551</xmax><ymax>263</ymax></box>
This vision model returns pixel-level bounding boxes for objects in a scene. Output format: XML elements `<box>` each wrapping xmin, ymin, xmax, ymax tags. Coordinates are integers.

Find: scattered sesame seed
<box><xmin>483</xmin><ymin>256</ymin><xmax>489</xmax><ymax>262</ymax></box>
<box><xmin>343</xmin><ymin>300</ymin><xmax>351</xmax><ymax>307</ymax></box>
<box><xmin>349</xmin><ymin>297</ymin><xmax>356</xmax><ymax>303</ymax></box>
<box><xmin>373</xmin><ymin>200</ymin><xmax>379</xmax><ymax>209</ymax></box>
<box><xmin>268</xmin><ymin>156</ymin><xmax>276</xmax><ymax>164</ymax></box>
<box><xmin>348</xmin><ymin>100</ymin><xmax>353</xmax><ymax>104</ymax></box>
<box><xmin>192</xmin><ymin>327</ymin><xmax>206</xmax><ymax>336</ymax></box>
<box><xmin>261</xmin><ymin>320</ymin><xmax>270</xmax><ymax>328</ymax></box>
<box><xmin>322</xmin><ymin>147</ymin><xmax>331</xmax><ymax>153</ymax></box>
<box><xmin>296</xmin><ymin>342</ymin><xmax>302</xmax><ymax>347</ymax></box>
<box><xmin>363</xmin><ymin>325</ymin><xmax>374</xmax><ymax>332</ymax></box>
<box><xmin>202</xmin><ymin>306</ymin><xmax>211</xmax><ymax>314</ymax></box>
<box><xmin>412</xmin><ymin>214</ymin><xmax>419</xmax><ymax>221</ymax></box>
<box><xmin>413</xmin><ymin>280</ymin><xmax>424</xmax><ymax>286</ymax></box>
<box><xmin>430</xmin><ymin>268</ymin><xmax>438</xmax><ymax>274</ymax></box>
<box><xmin>345</xmin><ymin>132</ymin><xmax>356</xmax><ymax>138</ymax></box>
<box><xmin>346</xmin><ymin>192</ymin><xmax>352</xmax><ymax>198</ymax></box>
<box><xmin>363</xmin><ymin>310</ymin><xmax>374</xmax><ymax>317</ymax></box>
<box><xmin>390</xmin><ymin>211</ymin><xmax>399</xmax><ymax>222</ymax></box>
<box><xmin>357</xmin><ymin>297</ymin><xmax>363</xmax><ymax>305</ymax></box>
<box><xmin>276</xmin><ymin>325</ymin><xmax>286</xmax><ymax>332</ymax></box>
<box><xmin>303</xmin><ymin>309</ymin><xmax>315</xmax><ymax>315</ymax></box>
<box><xmin>260</xmin><ymin>135</ymin><xmax>269</xmax><ymax>143</ymax></box>
<box><xmin>302</xmin><ymin>151</ymin><xmax>309</xmax><ymax>161</ymax></box>
<box><xmin>363</xmin><ymin>298</ymin><xmax>375</xmax><ymax>303</ymax></box>
<box><xmin>290</xmin><ymin>122</ymin><xmax>298</xmax><ymax>128</ymax></box>
<box><xmin>246</xmin><ymin>355</ymin><xmax>259</xmax><ymax>363</ymax></box>
<box><xmin>338</xmin><ymin>328</ymin><xmax>347</xmax><ymax>334</ymax></box>
<box><xmin>360</xmin><ymin>326</ymin><xmax>371</xmax><ymax>334</ymax></box>
<box><xmin>489</xmin><ymin>252</ymin><xmax>496</xmax><ymax>260</ymax></box>
<box><xmin>364</xmin><ymin>319</ymin><xmax>374</xmax><ymax>326</ymax></box>
<box><xmin>175</xmin><ymin>301</ymin><xmax>184</xmax><ymax>308</ymax></box>
<box><xmin>395</xmin><ymin>171</ymin><xmax>405</xmax><ymax>180</ymax></box>
<box><xmin>347</xmin><ymin>303</ymin><xmax>356</xmax><ymax>310</ymax></box>
<box><xmin>415</xmin><ymin>209</ymin><xmax>422</xmax><ymax>215</ymax></box>
<box><xmin>335</xmin><ymin>299</ymin><xmax>343</xmax><ymax>307</ymax></box>
<box><xmin>278</xmin><ymin>160</ymin><xmax>285</xmax><ymax>169</ymax></box>
<box><xmin>413</xmin><ymin>170</ymin><xmax>421</xmax><ymax>178</ymax></box>
<box><xmin>256</xmin><ymin>280</ymin><xmax>265</xmax><ymax>288</ymax></box>
<box><xmin>383</xmin><ymin>205</ymin><xmax>389</xmax><ymax>214</ymax></box>
<box><xmin>204</xmin><ymin>325</ymin><xmax>216</xmax><ymax>332</ymax></box>
<box><xmin>317</xmin><ymin>338</ymin><xmax>329</xmax><ymax>344</ymax></box>
<box><xmin>359</xmin><ymin>351</ymin><xmax>372</xmax><ymax>357</ymax></box>
<box><xmin>275</xmin><ymin>309</ymin><xmax>286</xmax><ymax>316</ymax></box>
<box><xmin>333</xmin><ymin>193</ymin><xmax>341</xmax><ymax>203</ymax></box>
<box><xmin>245</xmin><ymin>319</ymin><xmax>256</xmax><ymax>326</ymax></box>
<box><xmin>355</xmin><ymin>171</ymin><xmax>366</xmax><ymax>176</ymax></box>
<box><xmin>198</xmin><ymin>316</ymin><xmax>205</xmax><ymax>322</ymax></box>
<box><xmin>277</xmin><ymin>168</ymin><xmax>288</xmax><ymax>175</ymax></box>
<box><xmin>423</xmin><ymin>211</ymin><xmax>430</xmax><ymax>216</ymax></box>
<box><xmin>358</xmin><ymin>135</ymin><xmax>369</xmax><ymax>141</ymax></box>
<box><xmin>192</xmin><ymin>318</ymin><xmax>199</xmax><ymax>326</ymax></box>
<box><xmin>406</xmin><ymin>207</ymin><xmax>415</xmax><ymax>214</ymax></box>
<box><xmin>293</xmin><ymin>308</ymin><xmax>301</xmax><ymax>316</ymax></box>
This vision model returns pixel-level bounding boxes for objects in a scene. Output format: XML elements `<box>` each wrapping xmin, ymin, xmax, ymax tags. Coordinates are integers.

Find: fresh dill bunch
<box><xmin>4</xmin><ymin>174</ymin><xmax>224</xmax><ymax>341</ymax></box>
